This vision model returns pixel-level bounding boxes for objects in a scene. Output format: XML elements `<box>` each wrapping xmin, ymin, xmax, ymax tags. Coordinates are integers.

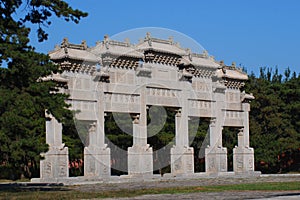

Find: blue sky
<box><xmin>28</xmin><ymin>0</ymin><xmax>300</xmax><ymax>76</ymax></box>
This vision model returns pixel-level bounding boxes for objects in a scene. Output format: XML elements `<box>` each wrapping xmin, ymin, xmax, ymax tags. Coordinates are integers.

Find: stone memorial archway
<box><xmin>32</xmin><ymin>33</ymin><xmax>259</xmax><ymax>183</ymax></box>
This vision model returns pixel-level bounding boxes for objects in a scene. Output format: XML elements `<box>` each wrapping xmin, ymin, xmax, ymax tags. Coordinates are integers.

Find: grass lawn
<box><xmin>0</xmin><ymin>181</ymin><xmax>299</xmax><ymax>199</ymax></box>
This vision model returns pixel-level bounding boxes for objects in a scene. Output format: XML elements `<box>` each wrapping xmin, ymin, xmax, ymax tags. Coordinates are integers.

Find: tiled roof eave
<box><xmin>223</xmin><ymin>75</ymin><xmax>248</xmax><ymax>81</ymax></box>
<box><xmin>50</xmin><ymin>55</ymin><xmax>99</xmax><ymax>63</ymax></box>
<box><xmin>193</xmin><ymin>64</ymin><xmax>220</xmax><ymax>69</ymax></box>
<box><xmin>140</xmin><ymin>47</ymin><xmax>185</xmax><ymax>56</ymax></box>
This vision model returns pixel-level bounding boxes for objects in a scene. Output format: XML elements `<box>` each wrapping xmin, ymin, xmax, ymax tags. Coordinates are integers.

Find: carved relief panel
<box><xmin>192</xmin><ymin>81</ymin><xmax>211</xmax><ymax>92</ymax></box>
<box><xmin>110</xmin><ymin>71</ymin><xmax>134</xmax><ymax>84</ymax></box>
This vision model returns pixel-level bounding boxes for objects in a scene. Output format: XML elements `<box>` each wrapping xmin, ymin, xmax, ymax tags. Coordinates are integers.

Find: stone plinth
<box><xmin>40</xmin><ymin>146</ymin><xmax>69</xmax><ymax>179</ymax></box>
<box><xmin>233</xmin><ymin>146</ymin><xmax>254</xmax><ymax>174</ymax></box>
<box><xmin>205</xmin><ymin>146</ymin><xmax>227</xmax><ymax>174</ymax></box>
<box><xmin>128</xmin><ymin>144</ymin><xmax>153</xmax><ymax>176</ymax></box>
<box><xmin>39</xmin><ymin>114</ymin><xmax>69</xmax><ymax>181</ymax></box>
<box><xmin>170</xmin><ymin>146</ymin><xmax>194</xmax><ymax>175</ymax></box>
<box><xmin>84</xmin><ymin>146</ymin><xmax>111</xmax><ymax>178</ymax></box>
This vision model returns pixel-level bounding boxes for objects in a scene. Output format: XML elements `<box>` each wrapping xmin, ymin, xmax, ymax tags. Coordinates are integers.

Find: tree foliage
<box><xmin>245</xmin><ymin>67</ymin><xmax>300</xmax><ymax>173</ymax></box>
<box><xmin>0</xmin><ymin>0</ymin><xmax>87</xmax><ymax>179</ymax></box>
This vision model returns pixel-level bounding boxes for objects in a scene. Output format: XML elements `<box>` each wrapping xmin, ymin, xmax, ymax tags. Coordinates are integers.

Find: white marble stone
<box><xmin>128</xmin><ymin>113</ymin><xmax>153</xmax><ymax>176</ymax></box>
<box><xmin>84</xmin><ymin>146</ymin><xmax>111</xmax><ymax>178</ymax></box>
<box><xmin>233</xmin><ymin>146</ymin><xmax>254</xmax><ymax>173</ymax></box>
<box><xmin>128</xmin><ymin>144</ymin><xmax>153</xmax><ymax>176</ymax></box>
<box><xmin>170</xmin><ymin>145</ymin><xmax>194</xmax><ymax>175</ymax></box>
<box><xmin>205</xmin><ymin>146</ymin><xmax>228</xmax><ymax>174</ymax></box>
<box><xmin>40</xmin><ymin>115</ymin><xmax>69</xmax><ymax>180</ymax></box>
<box><xmin>35</xmin><ymin>34</ymin><xmax>259</xmax><ymax>183</ymax></box>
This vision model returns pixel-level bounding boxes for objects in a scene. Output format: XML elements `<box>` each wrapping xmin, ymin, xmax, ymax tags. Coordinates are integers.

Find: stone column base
<box><xmin>170</xmin><ymin>146</ymin><xmax>194</xmax><ymax>175</ymax></box>
<box><xmin>205</xmin><ymin>146</ymin><xmax>227</xmax><ymax>174</ymax></box>
<box><xmin>128</xmin><ymin>144</ymin><xmax>153</xmax><ymax>176</ymax></box>
<box><xmin>84</xmin><ymin>146</ymin><xmax>111</xmax><ymax>178</ymax></box>
<box><xmin>40</xmin><ymin>147</ymin><xmax>69</xmax><ymax>180</ymax></box>
<box><xmin>233</xmin><ymin>146</ymin><xmax>255</xmax><ymax>174</ymax></box>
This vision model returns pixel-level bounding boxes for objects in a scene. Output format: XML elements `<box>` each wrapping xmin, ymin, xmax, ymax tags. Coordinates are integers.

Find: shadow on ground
<box><xmin>0</xmin><ymin>183</ymin><xmax>68</xmax><ymax>192</ymax></box>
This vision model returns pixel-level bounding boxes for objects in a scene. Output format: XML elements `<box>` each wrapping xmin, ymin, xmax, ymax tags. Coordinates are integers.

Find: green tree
<box><xmin>0</xmin><ymin>0</ymin><xmax>87</xmax><ymax>179</ymax></box>
<box><xmin>246</xmin><ymin>67</ymin><xmax>300</xmax><ymax>173</ymax></box>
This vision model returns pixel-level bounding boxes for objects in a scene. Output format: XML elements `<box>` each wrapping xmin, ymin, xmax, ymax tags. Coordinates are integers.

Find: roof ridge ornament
<box><xmin>81</xmin><ymin>40</ymin><xmax>87</xmax><ymax>50</ymax></box>
<box><xmin>61</xmin><ymin>37</ymin><xmax>69</xmax><ymax>48</ymax></box>
<box><xmin>220</xmin><ymin>60</ymin><xmax>225</xmax><ymax>67</ymax></box>
<box><xmin>168</xmin><ymin>36</ymin><xmax>174</xmax><ymax>45</ymax></box>
<box><xmin>175</xmin><ymin>42</ymin><xmax>180</xmax><ymax>48</ymax></box>
<box><xmin>64</xmin><ymin>46</ymin><xmax>68</xmax><ymax>54</ymax></box>
<box><xmin>104</xmin><ymin>35</ymin><xmax>110</xmax><ymax>50</ymax></box>
<box><xmin>54</xmin><ymin>44</ymin><xmax>60</xmax><ymax>51</ymax></box>
<box><xmin>203</xmin><ymin>50</ymin><xmax>208</xmax><ymax>58</ymax></box>
<box><xmin>146</xmin><ymin>32</ymin><xmax>152</xmax><ymax>46</ymax></box>
<box><xmin>186</xmin><ymin>48</ymin><xmax>192</xmax><ymax>61</ymax></box>
<box><xmin>231</xmin><ymin>62</ymin><xmax>236</xmax><ymax>69</ymax></box>
<box><xmin>124</xmin><ymin>38</ymin><xmax>130</xmax><ymax>47</ymax></box>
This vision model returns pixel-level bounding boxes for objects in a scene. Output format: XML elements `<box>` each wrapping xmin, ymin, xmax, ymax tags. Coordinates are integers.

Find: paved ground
<box><xmin>72</xmin><ymin>175</ymin><xmax>300</xmax><ymax>199</ymax></box>
<box><xmin>103</xmin><ymin>192</ymin><xmax>300</xmax><ymax>200</ymax></box>
<box><xmin>1</xmin><ymin>175</ymin><xmax>300</xmax><ymax>199</ymax></box>
<box><xmin>73</xmin><ymin>175</ymin><xmax>300</xmax><ymax>192</ymax></box>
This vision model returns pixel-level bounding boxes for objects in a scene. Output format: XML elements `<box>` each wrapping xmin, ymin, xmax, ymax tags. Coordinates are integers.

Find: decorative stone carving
<box><xmin>128</xmin><ymin>112</ymin><xmax>153</xmax><ymax>176</ymax></box>
<box><xmin>248</xmin><ymin>157</ymin><xmax>254</xmax><ymax>170</ymax></box>
<box><xmin>233</xmin><ymin>128</ymin><xmax>255</xmax><ymax>174</ymax></box>
<box><xmin>84</xmin><ymin>120</ymin><xmax>111</xmax><ymax>178</ymax></box>
<box><xmin>208</xmin><ymin>157</ymin><xmax>215</xmax><ymax>171</ymax></box>
<box><xmin>33</xmin><ymin>34</ymin><xmax>259</xmax><ymax>183</ymax></box>
<box><xmin>236</xmin><ymin>155</ymin><xmax>243</xmax><ymax>170</ymax></box>
<box><xmin>220</xmin><ymin>157</ymin><xmax>227</xmax><ymax>171</ymax></box>
<box><xmin>171</xmin><ymin>146</ymin><xmax>194</xmax><ymax>175</ymax></box>
<box><xmin>104</xmin><ymin>35</ymin><xmax>110</xmax><ymax>50</ymax></box>
<box><xmin>39</xmin><ymin>114</ymin><xmax>69</xmax><ymax>180</ymax></box>
<box><xmin>128</xmin><ymin>145</ymin><xmax>153</xmax><ymax>176</ymax></box>
<box><xmin>44</xmin><ymin>161</ymin><xmax>52</xmax><ymax>176</ymax></box>
<box><xmin>146</xmin><ymin>32</ymin><xmax>152</xmax><ymax>46</ymax></box>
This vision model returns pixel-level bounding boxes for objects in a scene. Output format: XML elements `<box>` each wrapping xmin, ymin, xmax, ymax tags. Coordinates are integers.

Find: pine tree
<box><xmin>246</xmin><ymin>67</ymin><xmax>300</xmax><ymax>173</ymax></box>
<box><xmin>0</xmin><ymin>0</ymin><xmax>87</xmax><ymax>179</ymax></box>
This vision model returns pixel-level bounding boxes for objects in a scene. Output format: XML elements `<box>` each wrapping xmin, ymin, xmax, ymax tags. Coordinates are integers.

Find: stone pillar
<box><xmin>40</xmin><ymin>114</ymin><xmax>69</xmax><ymax>180</ymax></box>
<box><xmin>205</xmin><ymin>84</ymin><xmax>227</xmax><ymax>174</ymax></box>
<box><xmin>128</xmin><ymin>86</ymin><xmax>153</xmax><ymax>176</ymax></box>
<box><xmin>84</xmin><ymin>118</ymin><xmax>111</xmax><ymax>178</ymax></box>
<box><xmin>170</xmin><ymin>109</ymin><xmax>194</xmax><ymax>175</ymax></box>
<box><xmin>84</xmin><ymin>84</ymin><xmax>110</xmax><ymax>179</ymax></box>
<box><xmin>233</xmin><ymin>103</ymin><xmax>255</xmax><ymax>174</ymax></box>
<box><xmin>205</xmin><ymin>118</ymin><xmax>227</xmax><ymax>174</ymax></box>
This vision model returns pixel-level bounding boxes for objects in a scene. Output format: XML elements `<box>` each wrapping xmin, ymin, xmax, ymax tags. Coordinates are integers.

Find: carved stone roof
<box><xmin>215</xmin><ymin>66</ymin><xmax>248</xmax><ymax>80</ymax></box>
<box><xmin>49</xmin><ymin>38</ymin><xmax>98</xmax><ymax>63</ymax></box>
<box><xmin>89</xmin><ymin>36</ymin><xmax>143</xmax><ymax>59</ymax></box>
<box><xmin>180</xmin><ymin>53</ymin><xmax>220</xmax><ymax>69</ymax></box>
<box><xmin>136</xmin><ymin>33</ymin><xmax>187</xmax><ymax>56</ymax></box>
<box><xmin>49</xmin><ymin>47</ymin><xmax>99</xmax><ymax>63</ymax></box>
<box><xmin>48</xmin><ymin>36</ymin><xmax>249</xmax><ymax>79</ymax></box>
<box><xmin>241</xmin><ymin>91</ymin><xmax>255</xmax><ymax>102</ymax></box>
<box><xmin>41</xmin><ymin>73</ymin><xmax>68</xmax><ymax>83</ymax></box>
